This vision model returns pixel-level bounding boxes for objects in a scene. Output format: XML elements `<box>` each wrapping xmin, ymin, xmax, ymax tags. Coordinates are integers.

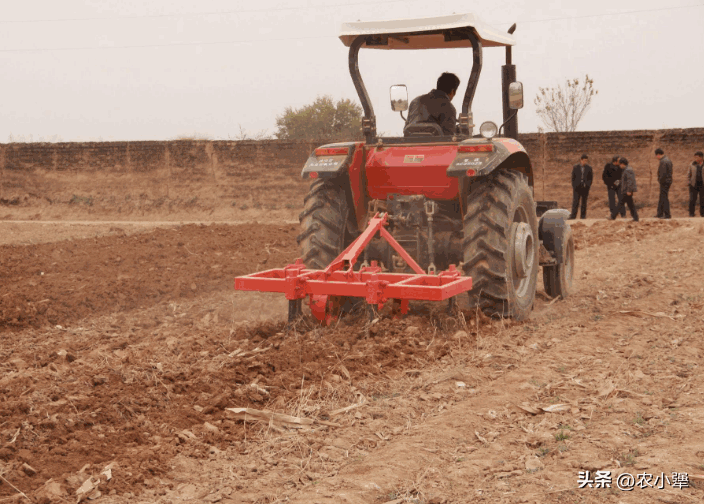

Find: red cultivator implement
<box><xmin>234</xmin><ymin>213</ymin><xmax>472</xmax><ymax>324</ymax></box>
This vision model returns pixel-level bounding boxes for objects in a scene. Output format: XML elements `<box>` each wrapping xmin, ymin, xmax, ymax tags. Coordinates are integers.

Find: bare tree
<box><xmin>230</xmin><ymin>124</ymin><xmax>271</xmax><ymax>141</ymax></box>
<box><xmin>534</xmin><ymin>75</ymin><xmax>597</xmax><ymax>132</ymax></box>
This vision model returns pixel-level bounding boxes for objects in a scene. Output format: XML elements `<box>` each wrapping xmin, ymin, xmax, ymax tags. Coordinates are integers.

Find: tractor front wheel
<box><xmin>542</xmin><ymin>226</ymin><xmax>574</xmax><ymax>299</ymax></box>
<box><xmin>462</xmin><ymin>169</ymin><xmax>539</xmax><ymax>321</ymax></box>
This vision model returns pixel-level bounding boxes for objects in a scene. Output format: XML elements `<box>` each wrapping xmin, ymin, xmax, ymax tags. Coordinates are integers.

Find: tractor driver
<box><xmin>405</xmin><ymin>72</ymin><xmax>460</xmax><ymax>136</ymax></box>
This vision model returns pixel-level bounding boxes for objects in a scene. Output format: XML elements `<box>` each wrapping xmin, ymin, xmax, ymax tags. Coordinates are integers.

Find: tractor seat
<box><xmin>403</xmin><ymin>122</ymin><xmax>444</xmax><ymax>137</ymax></box>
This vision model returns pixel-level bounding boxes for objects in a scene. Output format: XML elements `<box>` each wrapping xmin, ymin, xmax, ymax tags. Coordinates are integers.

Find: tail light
<box><xmin>315</xmin><ymin>147</ymin><xmax>349</xmax><ymax>156</ymax></box>
<box><xmin>309</xmin><ymin>172</ymin><xmax>319</xmax><ymax>179</ymax></box>
<box><xmin>458</xmin><ymin>144</ymin><xmax>493</xmax><ymax>153</ymax></box>
<box><xmin>466</xmin><ymin>169</ymin><xmax>476</xmax><ymax>177</ymax></box>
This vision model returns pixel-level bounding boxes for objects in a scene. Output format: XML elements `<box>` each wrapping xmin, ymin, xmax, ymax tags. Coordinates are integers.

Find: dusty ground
<box><xmin>2</xmin><ymin>212</ymin><xmax>704</xmax><ymax>504</ymax></box>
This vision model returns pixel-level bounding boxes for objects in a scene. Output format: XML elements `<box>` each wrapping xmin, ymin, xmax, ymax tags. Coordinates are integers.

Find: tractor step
<box><xmin>234</xmin><ymin>213</ymin><xmax>472</xmax><ymax>324</ymax></box>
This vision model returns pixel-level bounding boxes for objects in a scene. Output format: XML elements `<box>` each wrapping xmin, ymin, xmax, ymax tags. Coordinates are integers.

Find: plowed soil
<box><xmin>2</xmin><ymin>215</ymin><xmax>704</xmax><ymax>504</ymax></box>
<box><xmin>0</xmin><ymin>223</ymin><xmax>298</xmax><ymax>330</ymax></box>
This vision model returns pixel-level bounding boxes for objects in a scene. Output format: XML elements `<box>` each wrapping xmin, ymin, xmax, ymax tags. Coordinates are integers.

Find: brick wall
<box><xmin>2</xmin><ymin>130</ymin><xmax>701</xmax><ymax>175</ymax></box>
<box><xmin>0</xmin><ymin>139</ymin><xmax>318</xmax><ymax>174</ymax></box>
<box><xmin>1</xmin><ymin>129</ymin><xmax>703</xmax><ymax>213</ymax></box>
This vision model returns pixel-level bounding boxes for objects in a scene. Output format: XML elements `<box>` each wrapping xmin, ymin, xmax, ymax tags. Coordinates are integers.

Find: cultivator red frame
<box><xmin>234</xmin><ymin>213</ymin><xmax>472</xmax><ymax>324</ymax></box>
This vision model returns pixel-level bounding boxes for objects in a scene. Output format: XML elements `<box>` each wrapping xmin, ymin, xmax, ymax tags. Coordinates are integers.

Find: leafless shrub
<box><xmin>534</xmin><ymin>75</ymin><xmax>597</xmax><ymax>132</ymax></box>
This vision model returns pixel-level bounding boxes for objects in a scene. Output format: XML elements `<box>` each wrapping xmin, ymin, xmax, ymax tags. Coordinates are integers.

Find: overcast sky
<box><xmin>1</xmin><ymin>0</ymin><xmax>702</xmax><ymax>142</ymax></box>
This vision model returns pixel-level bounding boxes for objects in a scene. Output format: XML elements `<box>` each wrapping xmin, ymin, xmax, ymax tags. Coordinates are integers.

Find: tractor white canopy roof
<box><xmin>339</xmin><ymin>13</ymin><xmax>515</xmax><ymax>49</ymax></box>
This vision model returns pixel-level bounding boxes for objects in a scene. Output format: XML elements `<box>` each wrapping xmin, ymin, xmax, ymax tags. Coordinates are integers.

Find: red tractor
<box><xmin>236</xmin><ymin>13</ymin><xmax>574</xmax><ymax>323</ymax></box>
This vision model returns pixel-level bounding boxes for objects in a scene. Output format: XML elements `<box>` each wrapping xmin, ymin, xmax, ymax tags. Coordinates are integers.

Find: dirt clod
<box><xmin>21</xmin><ymin>463</ymin><xmax>38</xmax><ymax>476</ymax></box>
<box><xmin>92</xmin><ymin>376</ymin><xmax>108</xmax><ymax>386</ymax></box>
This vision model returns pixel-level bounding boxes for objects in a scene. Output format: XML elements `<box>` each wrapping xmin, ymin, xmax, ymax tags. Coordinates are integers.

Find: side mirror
<box><xmin>508</xmin><ymin>81</ymin><xmax>524</xmax><ymax>110</ymax></box>
<box><xmin>390</xmin><ymin>84</ymin><xmax>408</xmax><ymax>112</ymax></box>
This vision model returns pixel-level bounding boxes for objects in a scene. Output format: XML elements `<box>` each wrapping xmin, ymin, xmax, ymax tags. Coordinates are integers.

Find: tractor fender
<box><xmin>538</xmin><ymin>209</ymin><xmax>571</xmax><ymax>264</ymax></box>
<box><xmin>300</xmin><ymin>142</ymin><xmax>359</xmax><ymax>179</ymax></box>
<box><xmin>300</xmin><ymin>141</ymin><xmax>367</xmax><ymax>232</ymax></box>
<box><xmin>447</xmin><ymin>138</ymin><xmax>533</xmax><ymax>187</ymax></box>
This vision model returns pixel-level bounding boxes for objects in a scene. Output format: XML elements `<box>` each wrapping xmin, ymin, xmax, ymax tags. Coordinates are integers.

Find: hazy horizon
<box><xmin>1</xmin><ymin>0</ymin><xmax>702</xmax><ymax>143</ymax></box>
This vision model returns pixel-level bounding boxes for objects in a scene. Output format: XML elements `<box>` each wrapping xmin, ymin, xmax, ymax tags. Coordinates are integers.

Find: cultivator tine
<box><xmin>366</xmin><ymin>304</ymin><xmax>378</xmax><ymax>322</ymax></box>
<box><xmin>391</xmin><ymin>299</ymin><xmax>410</xmax><ymax>319</ymax></box>
<box><xmin>288</xmin><ymin>299</ymin><xmax>302</xmax><ymax>322</ymax></box>
<box><xmin>448</xmin><ymin>296</ymin><xmax>457</xmax><ymax>314</ymax></box>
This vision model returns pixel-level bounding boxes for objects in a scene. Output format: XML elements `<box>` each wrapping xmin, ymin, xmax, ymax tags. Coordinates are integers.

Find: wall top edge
<box><xmin>0</xmin><ymin>128</ymin><xmax>703</xmax><ymax>147</ymax></box>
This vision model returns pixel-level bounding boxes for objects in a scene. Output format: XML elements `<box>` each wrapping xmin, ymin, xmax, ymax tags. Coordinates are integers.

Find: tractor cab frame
<box><xmin>340</xmin><ymin>13</ymin><xmax>522</xmax><ymax>143</ymax></box>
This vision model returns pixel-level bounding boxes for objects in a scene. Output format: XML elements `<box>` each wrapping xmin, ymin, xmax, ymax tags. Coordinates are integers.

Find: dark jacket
<box><xmin>657</xmin><ymin>155</ymin><xmax>673</xmax><ymax>186</ymax></box>
<box><xmin>571</xmin><ymin>163</ymin><xmax>593</xmax><ymax>190</ymax></box>
<box><xmin>688</xmin><ymin>161</ymin><xmax>704</xmax><ymax>187</ymax></box>
<box><xmin>406</xmin><ymin>89</ymin><xmax>457</xmax><ymax>136</ymax></box>
<box><xmin>620</xmin><ymin>165</ymin><xmax>637</xmax><ymax>194</ymax></box>
<box><xmin>602</xmin><ymin>162</ymin><xmax>622</xmax><ymax>189</ymax></box>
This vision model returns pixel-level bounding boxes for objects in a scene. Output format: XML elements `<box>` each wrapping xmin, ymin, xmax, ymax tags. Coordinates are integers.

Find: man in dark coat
<box><xmin>655</xmin><ymin>148</ymin><xmax>673</xmax><ymax>219</ymax></box>
<box><xmin>687</xmin><ymin>151</ymin><xmax>704</xmax><ymax>217</ymax></box>
<box><xmin>569</xmin><ymin>154</ymin><xmax>593</xmax><ymax>219</ymax></box>
<box><xmin>405</xmin><ymin>72</ymin><xmax>460</xmax><ymax>136</ymax></box>
<box><xmin>602</xmin><ymin>155</ymin><xmax>625</xmax><ymax>218</ymax></box>
<box><xmin>611</xmin><ymin>157</ymin><xmax>639</xmax><ymax>222</ymax></box>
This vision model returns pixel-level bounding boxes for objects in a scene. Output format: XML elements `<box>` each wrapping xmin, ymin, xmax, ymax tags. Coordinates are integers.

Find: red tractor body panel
<box><xmin>364</xmin><ymin>145</ymin><xmax>459</xmax><ymax>201</ymax></box>
<box><xmin>301</xmin><ymin>138</ymin><xmax>532</xmax><ymax>229</ymax></box>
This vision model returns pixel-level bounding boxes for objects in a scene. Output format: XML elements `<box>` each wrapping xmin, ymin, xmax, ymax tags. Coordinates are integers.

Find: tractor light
<box><xmin>315</xmin><ymin>147</ymin><xmax>349</xmax><ymax>156</ymax></box>
<box><xmin>309</xmin><ymin>172</ymin><xmax>319</xmax><ymax>179</ymax></box>
<box><xmin>458</xmin><ymin>144</ymin><xmax>493</xmax><ymax>153</ymax></box>
<box><xmin>479</xmin><ymin>121</ymin><xmax>498</xmax><ymax>139</ymax></box>
<box><xmin>466</xmin><ymin>169</ymin><xmax>476</xmax><ymax>177</ymax></box>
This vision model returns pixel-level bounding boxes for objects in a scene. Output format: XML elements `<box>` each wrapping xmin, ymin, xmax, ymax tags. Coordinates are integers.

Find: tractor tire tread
<box><xmin>462</xmin><ymin>169</ymin><xmax>538</xmax><ymax>320</ymax></box>
<box><xmin>298</xmin><ymin>179</ymin><xmax>351</xmax><ymax>271</ymax></box>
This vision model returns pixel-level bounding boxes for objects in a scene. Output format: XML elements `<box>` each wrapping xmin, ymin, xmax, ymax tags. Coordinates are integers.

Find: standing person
<box><xmin>655</xmin><ymin>148</ymin><xmax>673</xmax><ymax>219</ymax></box>
<box><xmin>687</xmin><ymin>151</ymin><xmax>704</xmax><ymax>217</ymax></box>
<box><xmin>602</xmin><ymin>155</ymin><xmax>625</xmax><ymax>218</ymax></box>
<box><xmin>611</xmin><ymin>157</ymin><xmax>639</xmax><ymax>222</ymax></box>
<box><xmin>569</xmin><ymin>154</ymin><xmax>593</xmax><ymax>220</ymax></box>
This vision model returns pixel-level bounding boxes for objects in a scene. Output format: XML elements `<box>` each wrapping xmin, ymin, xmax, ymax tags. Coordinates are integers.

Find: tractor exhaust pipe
<box><xmin>501</xmin><ymin>23</ymin><xmax>518</xmax><ymax>140</ymax></box>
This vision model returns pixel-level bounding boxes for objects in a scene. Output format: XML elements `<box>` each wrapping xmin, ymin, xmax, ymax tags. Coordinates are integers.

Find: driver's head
<box><xmin>437</xmin><ymin>72</ymin><xmax>460</xmax><ymax>100</ymax></box>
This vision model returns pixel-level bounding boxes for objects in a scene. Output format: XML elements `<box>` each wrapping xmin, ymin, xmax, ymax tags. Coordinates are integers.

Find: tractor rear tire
<box><xmin>542</xmin><ymin>226</ymin><xmax>574</xmax><ymax>299</ymax></box>
<box><xmin>297</xmin><ymin>179</ymin><xmax>355</xmax><ymax>270</ymax></box>
<box><xmin>462</xmin><ymin>169</ymin><xmax>539</xmax><ymax>321</ymax></box>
